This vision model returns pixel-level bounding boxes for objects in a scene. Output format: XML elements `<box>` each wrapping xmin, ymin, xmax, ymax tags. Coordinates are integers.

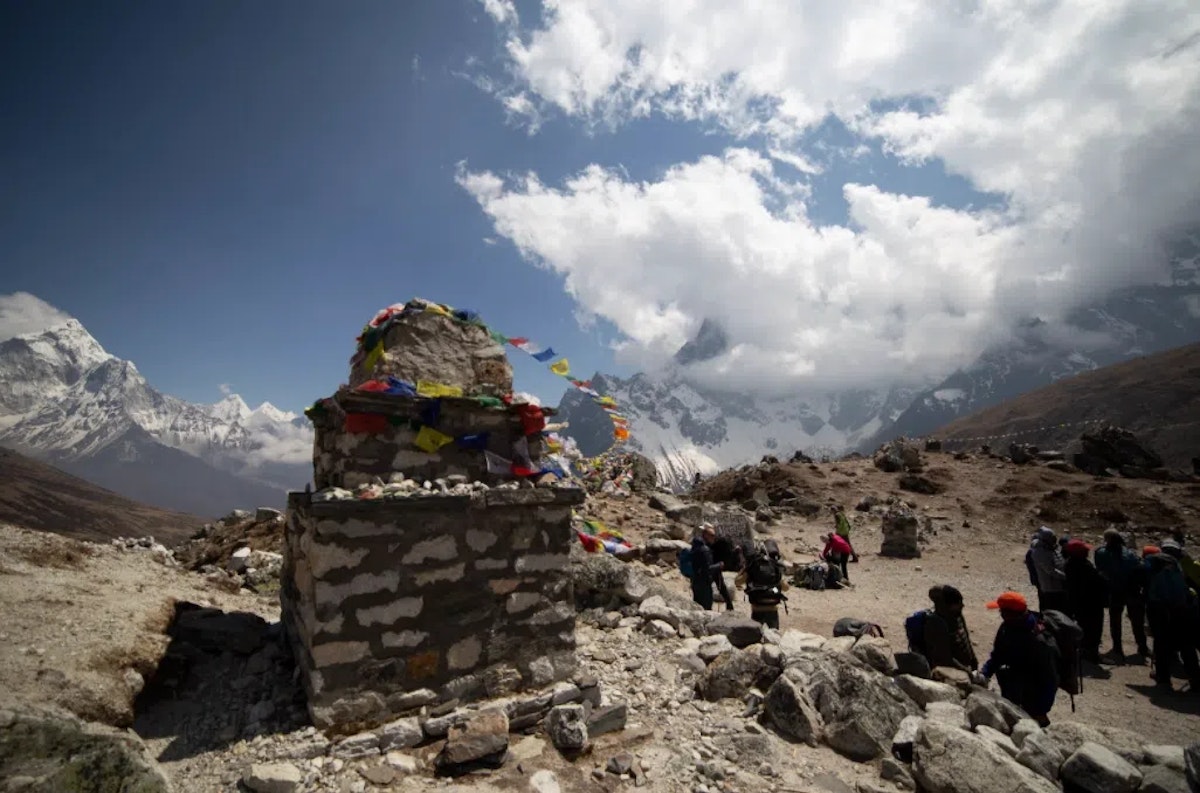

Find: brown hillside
<box><xmin>0</xmin><ymin>448</ymin><xmax>203</xmax><ymax>545</ymax></box>
<box><xmin>932</xmin><ymin>342</ymin><xmax>1200</xmax><ymax>467</ymax></box>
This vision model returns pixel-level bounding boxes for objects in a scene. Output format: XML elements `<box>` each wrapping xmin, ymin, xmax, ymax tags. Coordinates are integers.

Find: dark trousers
<box><xmin>714</xmin><ymin>572</ymin><xmax>734</xmax><ymax>610</ymax></box>
<box><xmin>750</xmin><ymin>609</ymin><xmax>780</xmax><ymax>630</ymax></box>
<box><xmin>692</xmin><ymin>579</ymin><xmax>715</xmax><ymax>611</ymax></box>
<box><xmin>1076</xmin><ymin>606</ymin><xmax>1104</xmax><ymax>662</ymax></box>
<box><xmin>1147</xmin><ymin>602</ymin><xmax>1200</xmax><ymax>686</ymax></box>
<box><xmin>1038</xmin><ymin>590</ymin><xmax>1069</xmax><ymax>614</ymax></box>
<box><xmin>1109</xmin><ymin>595</ymin><xmax>1149</xmax><ymax>655</ymax></box>
<box><xmin>828</xmin><ymin>552</ymin><xmax>849</xmax><ymax>583</ymax></box>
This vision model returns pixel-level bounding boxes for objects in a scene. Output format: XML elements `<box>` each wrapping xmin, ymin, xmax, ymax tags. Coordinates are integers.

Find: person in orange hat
<box><xmin>1063</xmin><ymin>539</ymin><xmax>1107</xmax><ymax>665</ymax></box>
<box><xmin>981</xmin><ymin>591</ymin><xmax>1059</xmax><ymax>726</ymax></box>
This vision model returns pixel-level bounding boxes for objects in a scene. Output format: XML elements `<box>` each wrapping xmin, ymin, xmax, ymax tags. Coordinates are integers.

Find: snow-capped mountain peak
<box><xmin>0</xmin><ymin>308</ymin><xmax>313</xmax><ymax>514</ymax></box>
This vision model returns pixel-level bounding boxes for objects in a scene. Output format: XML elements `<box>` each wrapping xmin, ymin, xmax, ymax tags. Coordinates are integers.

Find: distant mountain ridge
<box><xmin>0</xmin><ymin>318</ymin><xmax>312</xmax><ymax>516</ymax></box>
<box><xmin>559</xmin><ymin>240</ymin><xmax>1200</xmax><ymax>486</ymax></box>
<box><xmin>930</xmin><ymin>341</ymin><xmax>1200</xmax><ymax>470</ymax></box>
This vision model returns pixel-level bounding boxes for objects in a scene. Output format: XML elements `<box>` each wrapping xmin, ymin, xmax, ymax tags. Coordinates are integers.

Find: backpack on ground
<box><xmin>744</xmin><ymin>540</ymin><xmax>787</xmax><ymax>608</ymax></box>
<box><xmin>800</xmin><ymin>561</ymin><xmax>828</xmax><ymax>590</ymax></box>
<box><xmin>905</xmin><ymin>609</ymin><xmax>930</xmax><ymax>655</ymax></box>
<box><xmin>834</xmin><ymin>617</ymin><xmax>884</xmax><ymax>639</ymax></box>
<box><xmin>677</xmin><ymin>548</ymin><xmax>694</xmax><ymax>579</ymax></box>
<box><xmin>1039</xmin><ymin>609</ymin><xmax>1084</xmax><ymax>709</ymax></box>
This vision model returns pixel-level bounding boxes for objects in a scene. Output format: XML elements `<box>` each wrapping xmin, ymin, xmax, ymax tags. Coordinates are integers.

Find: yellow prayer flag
<box><xmin>414</xmin><ymin>425</ymin><xmax>454</xmax><ymax>453</ymax></box>
<box><xmin>416</xmin><ymin>381</ymin><xmax>464</xmax><ymax>398</ymax></box>
<box><xmin>362</xmin><ymin>341</ymin><xmax>384</xmax><ymax>372</ymax></box>
<box><xmin>549</xmin><ymin>358</ymin><xmax>571</xmax><ymax>377</ymax></box>
<box><xmin>596</xmin><ymin>396</ymin><xmax>617</xmax><ymax>407</ymax></box>
<box><xmin>424</xmin><ymin>303</ymin><xmax>451</xmax><ymax>317</ymax></box>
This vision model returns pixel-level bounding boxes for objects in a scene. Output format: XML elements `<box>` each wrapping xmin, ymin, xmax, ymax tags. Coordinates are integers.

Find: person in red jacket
<box><xmin>822</xmin><ymin>532</ymin><xmax>854</xmax><ymax>584</ymax></box>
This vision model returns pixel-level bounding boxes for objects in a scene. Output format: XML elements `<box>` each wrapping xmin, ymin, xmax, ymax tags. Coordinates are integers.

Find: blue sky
<box><xmin>3</xmin><ymin>0</ymin><xmax>1196</xmax><ymax>411</ymax></box>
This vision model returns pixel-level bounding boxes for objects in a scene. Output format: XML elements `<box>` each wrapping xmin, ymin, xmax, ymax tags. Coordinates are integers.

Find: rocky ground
<box><xmin>1</xmin><ymin>444</ymin><xmax>1199</xmax><ymax>792</ymax></box>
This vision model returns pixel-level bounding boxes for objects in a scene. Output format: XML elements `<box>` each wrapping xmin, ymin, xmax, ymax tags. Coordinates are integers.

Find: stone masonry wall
<box><xmin>282</xmin><ymin>486</ymin><xmax>585</xmax><ymax>733</ymax></box>
<box><xmin>310</xmin><ymin>393</ymin><xmax>546</xmax><ymax>490</ymax></box>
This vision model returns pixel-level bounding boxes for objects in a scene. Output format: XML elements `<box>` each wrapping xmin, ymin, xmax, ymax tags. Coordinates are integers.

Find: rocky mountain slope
<box><xmin>0</xmin><ymin>447</ymin><xmax>202</xmax><ymax>545</ymax></box>
<box><xmin>931</xmin><ymin>341</ymin><xmax>1200</xmax><ymax>468</ymax></box>
<box><xmin>868</xmin><ymin>248</ymin><xmax>1200</xmax><ymax>449</ymax></box>
<box><xmin>0</xmin><ymin>317</ymin><xmax>311</xmax><ymax>515</ymax></box>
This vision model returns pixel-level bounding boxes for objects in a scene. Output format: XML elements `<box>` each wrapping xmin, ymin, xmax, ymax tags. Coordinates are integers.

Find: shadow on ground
<box><xmin>133</xmin><ymin>601</ymin><xmax>309</xmax><ymax>762</ymax></box>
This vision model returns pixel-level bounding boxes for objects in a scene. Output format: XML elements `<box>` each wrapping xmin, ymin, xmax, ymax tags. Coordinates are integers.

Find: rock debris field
<box><xmin>1</xmin><ymin>446</ymin><xmax>1199</xmax><ymax>793</ymax></box>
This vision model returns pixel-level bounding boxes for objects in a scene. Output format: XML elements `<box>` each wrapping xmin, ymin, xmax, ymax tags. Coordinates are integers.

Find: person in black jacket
<box><xmin>1063</xmin><ymin>539</ymin><xmax>1108</xmax><ymax>665</ymax></box>
<box><xmin>690</xmin><ymin>524</ymin><xmax>726</xmax><ymax>611</ymax></box>
<box><xmin>981</xmin><ymin>591</ymin><xmax>1059</xmax><ymax>727</ymax></box>
<box><xmin>709</xmin><ymin>533</ymin><xmax>741</xmax><ymax>611</ymax></box>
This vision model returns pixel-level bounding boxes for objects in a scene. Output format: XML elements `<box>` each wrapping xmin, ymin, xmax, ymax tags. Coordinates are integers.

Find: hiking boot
<box><xmin>1101</xmin><ymin>649</ymin><xmax>1125</xmax><ymax>665</ymax></box>
<box><xmin>1154</xmin><ymin>680</ymin><xmax>1174</xmax><ymax>693</ymax></box>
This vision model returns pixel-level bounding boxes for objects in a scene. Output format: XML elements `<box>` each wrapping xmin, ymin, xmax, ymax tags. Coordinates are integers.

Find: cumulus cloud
<box><xmin>0</xmin><ymin>292</ymin><xmax>74</xmax><ymax>343</ymax></box>
<box><xmin>218</xmin><ymin>383</ymin><xmax>234</xmax><ymax>396</ymax></box>
<box><xmin>463</xmin><ymin>0</ymin><xmax>1200</xmax><ymax>392</ymax></box>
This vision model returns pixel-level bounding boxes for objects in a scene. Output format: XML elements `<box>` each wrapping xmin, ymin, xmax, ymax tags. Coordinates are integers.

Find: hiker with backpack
<box><xmin>1027</xmin><ymin>527</ymin><xmax>1069</xmax><ymax>614</ymax></box>
<box><xmin>906</xmin><ymin>585</ymin><xmax>980</xmax><ymax>677</ymax></box>
<box><xmin>686</xmin><ymin>524</ymin><xmax>728</xmax><ymax>612</ymax></box>
<box><xmin>1145</xmin><ymin>543</ymin><xmax>1200</xmax><ymax>693</ymax></box>
<box><xmin>833</xmin><ymin>506</ymin><xmax>859</xmax><ymax>563</ymax></box>
<box><xmin>1063</xmin><ymin>539</ymin><xmax>1108</xmax><ymax>666</ymax></box>
<box><xmin>709</xmin><ymin>532</ymin><xmax>741</xmax><ymax>611</ymax></box>
<box><xmin>1095</xmin><ymin>528</ymin><xmax>1151</xmax><ymax>662</ymax></box>
<box><xmin>821</xmin><ymin>532</ymin><xmax>853</xmax><ymax>585</ymax></box>
<box><xmin>980</xmin><ymin>591</ymin><xmax>1067</xmax><ymax>727</ymax></box>
<box><xmin>736</xmin><ymin>539</ymin><xmax>789</xmax><ymax>629</ymax></box>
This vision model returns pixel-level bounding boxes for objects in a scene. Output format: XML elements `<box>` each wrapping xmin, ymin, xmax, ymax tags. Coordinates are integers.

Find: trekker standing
<box><xmin>736</xmin><ymin>539</ymin><xmax>789</xmax><ymax>629</ymax></box>
<box><xmin>1029</xmin><ymin>527</ymin><xmax>1069</xmax><ymax>614</ymax></box>
<box><xmin>1095</xmin><ymin>529</ymin><xmax>1150</xmax><ymax>661</ymax></box>
<box><xmin>1063</xmin><ymin>539</ymin><xmax>1108</xmax><ymax>665</ymax></box>
<box><xmin>910</xmin><ymin>585</ymin><xmax>980</xmax><ymax>676</ymax></box>
<box><xmin>1147</xmin><ymin>542</ymin><xmax>1200</xmax><ymax>692</ymax></box>
<box><xmin>833</xmin><ymin>507</ymin><xmax>859</xmax><ymax>563</ymax></box>
<box><xmin>821</xmin><ymin>532</ymin><xmax>853</xmax><ymax>584</ymax></box>
<box><xmin>709</xmin><ymin>531</ymin><xmax>740</xmax><ymax>612</ymax></box>
<box><xmin>981</xmin><ymin>592</ymin><xmax>1059</xmax><ymax>727</ymax></box>
<box><xmin>689</xmin><ymin>524</ymin><xmax>726</xmax><ymax>612</ymax></box>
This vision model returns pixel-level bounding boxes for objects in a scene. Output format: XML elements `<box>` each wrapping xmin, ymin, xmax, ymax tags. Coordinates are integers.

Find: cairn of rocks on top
<box><xmin>282</xmin><ymin>298</ymin><xmax>585</xmax><ymax>733</ymax></box>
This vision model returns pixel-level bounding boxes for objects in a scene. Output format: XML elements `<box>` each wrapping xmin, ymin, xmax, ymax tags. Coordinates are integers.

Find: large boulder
<box><xmin>1045</xmin><ymin>721</ymin><xmax>1145</xmax><ymax>765</ymax></box>
<box><xmin>1060</xmin><ymin>741</ymin><xmax>1143</xmax><ymax>793</ymax></box>
<box><xmin>764</xmin><ymin>673</ymin><xmax>822</xmax><ymax>745</ymax></box>
<box><xmin>698</xmin><ymin>650</ymin><xmax>767</xmax><ymax>701</ymax></box>
<box><xmin>787</xmin><ymin>648</ymin><xmax>919</xmax><ymax>761</ymax></box>
<box><xmin>1186</xmin><ymin>742</ymin><xmax>1200</xmax><ymax>791</ymax></box>
<box><xmin>891</xmin><ymin>715</ymin><xmax>923</xmax><ymax>763</ymax></box>
<box><xmin>880</xmin><ymin>507</ymin><xmax>921</xmax><ymax>559</ymax></box>
<box><xmin>569</xmin><ymin>548</ymin><xmax>652</xmax><ymax>608</ymax></box>
<box><xmin>1139</xmin><ymin>765</ymin><xmax>1190</xmax><ymax>793</ymax></box>
<box><xmin>965</xmin><ymin>691</ymin><xmax>1010</xmax><ymax>734</ymax></box>
<box><xmin>349</xmin><ymin>300</ymin><xmax>513</xmax><ymax>394</ymax></box>
<box><xmin>0</xmin><ymin>706</ymin><xmax>172</xmax><ymax>792</ymax></box>
<box><xmin>1016</xmin><ymin>729</ymin><xmax>1064</xmax><ymax>782</ymax></box>
<box><xmin>544</xmin><ymin>705</ymin><xmax>588</xmax><ymax>753</ymax></box>
<box><xmin>894</xmin><ymin>675</ymin><xmax>960</xmax><ymax>708</ymax></box>
<box><xmin>1074</xmin><ymin>426</ymin><xmax>1164</xmax><ymax>477</ymax></box>
<box><xmin>706</xmin><ymin>615</ymin><xmax>764</xmax><ymax>648</ymax></box>
<box><xmin>850</xmin><ymin>636</ymin><xmax>898</xmax><ymax>676</ymax></box>
<box><xmin>912</xmin><ymin>719</ymin><xmax>1058</xmax><ymax>793</ymax></box>
<box><xmin>436</xmin><ymin>709</ymin><xmax>509</xmax><ymax>775</ymax></box>
<box><xmin>874</xmin><ymin>439</ymin><xmax>923</xmax><ymax>473</ymax></box>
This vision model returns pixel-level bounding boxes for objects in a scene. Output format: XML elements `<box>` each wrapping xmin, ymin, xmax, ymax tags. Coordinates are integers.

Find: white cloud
<box><xmin>479</xmin><ymin>0</ymin><xmax>517</xmax><ymax>26</ymax></box>
<box><xmin>465</xmin><ymin>0</ymin><xmax>1200</xmax><ymax>392</ymax></box>
<box><xmin>0</xmin><ymin>292</ymin><xmax>74</xmax><ymax>342</ymax></box>
<box><xmin>218</xmin><ymin>383</ymin><xmax>234</xmax><ymax>396</ymax></box>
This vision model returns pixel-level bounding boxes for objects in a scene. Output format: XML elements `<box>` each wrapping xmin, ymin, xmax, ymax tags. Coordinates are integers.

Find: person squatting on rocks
<box><xmin>832</xmin><ymin>506</ymin><xmax>859</xmax><ymax>563</ymax></box>
<box><xmin>1026</xmin><ymin>526</ymin><xmax>1069</xmax><ymax>614</ymax></box>
<box><xmin>1095</xmin><ymin>528</ymin><xmax>1150</xmax><ymax>661</ymax></box>
<box><xmin>821</xmin><ymin>532</ymin><xmax>853</xmax><ymax>585</ymax></box>
<box><xmin>689</xmin><ymin>524</ymin><xmax>729</xmax><ymax>612</ymax></box>
<box><xmin>908</xmin><ymin>585</ymin><xmax>980</xmax><ymax>679</ymax></box>
<box><xmin>736</xmin><ymin>539</ymin><xmax>789</xmax><ymax>629</ymax></box>
<box><xmin>1146</xmin><ymin>540</ymin><xmax>1200</xmax><ymax>693</ymax></box>
<box><xmin>1063</xmin><ymin>539</ymin><xmax>1108</xmax><ymax>665</ymax></box>
<box><xmin>981</xmin><ymin>591</ymin><xmax>1059</xmax><ymax>727</ymax></box>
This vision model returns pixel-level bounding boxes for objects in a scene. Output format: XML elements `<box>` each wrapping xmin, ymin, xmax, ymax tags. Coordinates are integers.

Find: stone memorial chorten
<box><xmin>282</xmin><ymin>299</ymin><xmax>585</xmax><ymax>732</ymax></box>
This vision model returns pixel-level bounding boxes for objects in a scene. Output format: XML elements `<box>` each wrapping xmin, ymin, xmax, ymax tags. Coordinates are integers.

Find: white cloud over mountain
<box><xmin>0</xmin><ymin>292</ymin><xmax>74</xmax><ymax>343</ymax></box>
<box><xmin>464</xmin><ymin>0</ymin><xmax>1200</xmax><ymax>391</ymax></box>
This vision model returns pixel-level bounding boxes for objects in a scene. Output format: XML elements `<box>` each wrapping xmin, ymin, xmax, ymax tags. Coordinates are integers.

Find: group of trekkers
<box><xmin>682</xmin><ymin>512</ymin><xmax>1199</xmax><ymax>726</ymax></box>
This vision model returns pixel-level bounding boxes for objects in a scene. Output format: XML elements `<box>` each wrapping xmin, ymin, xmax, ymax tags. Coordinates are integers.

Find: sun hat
<box><xmin>986</xmin><ymin>591</ymin><xmax>1028</xmax><ymax>612</ymax></box>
